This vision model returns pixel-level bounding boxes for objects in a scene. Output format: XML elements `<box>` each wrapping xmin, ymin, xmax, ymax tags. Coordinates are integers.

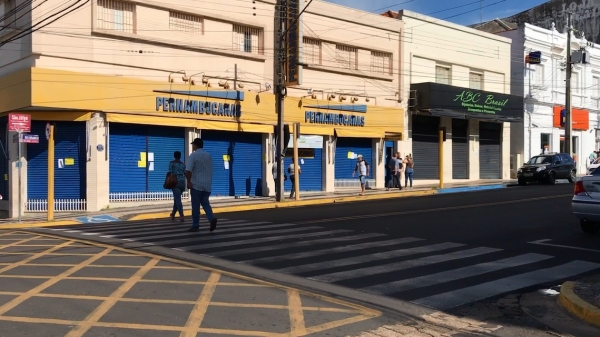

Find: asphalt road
<box><xmin>39</xmin><ymin>184</ymin><xmax>600</xmax><ymax>315</ymax></box>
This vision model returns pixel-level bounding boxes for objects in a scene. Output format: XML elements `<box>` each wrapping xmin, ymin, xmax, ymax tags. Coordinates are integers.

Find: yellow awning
<box><xmin>335</xmin><ymin>128</ymin><xmax>384</xmax><ymax>138</ymax></box>
<box><xmin>199</xmin><ymin>120</ymin><xmax>273</xmax><ymax>133</ymax></box>
<box><xmin>293</xmin><ymin>125</ymin><xmax>334</xmax><ymax>136</ymax></box>
<box><xmin>106</xmin><ymin>113</ymin><xmax>201</xmax><ymax>128</ymax></box>
<box><xmin>0</xmin><ymin>111</ymin><xmax>92</xmax><ymax>121</ymax></box>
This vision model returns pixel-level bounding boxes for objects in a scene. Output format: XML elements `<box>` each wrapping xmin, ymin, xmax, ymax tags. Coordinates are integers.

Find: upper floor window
<box><xmin>371</xmin><ymin>51</ymin><xmax>392</xmax><ymax>75</ymax></box>
<box><xmin>572</xmin><ymin>72</ymin><xmax>579</xmax><ymax>93</ymax></box>
<box><xmin>169</xmin><ymin>12</ymin><xmax>202</xmax><ymax>34</ymax></box>
<box><xmin>336</xmin><ymin>44</ymin><xmax>357</xmax><ymax>70</ymax></box>
<box><xmin>435</xmin><ymin>66</ymin><xmax>450</xmax><ymax>85</ymax></box>
<box><xmin>3</xmin><ymin>0</ymin><xmax>16</xmax><ymax>28</ymax></box>
<box><xmin>303</xmin><ymin>37</ymin><xmax>321</xmax><ymax>65</ymax></box>
<box><xmin>532</xmin><ymin>64</ymin><xmax>544</xmax><ymax>86</ymax></box>
<box><xmin>469</xmin><ymin>72</ymin><xmax>483</xmax><ymax>90</ymax></box>
<box><xmin>593</xmin><ymin>76</ymin><xmax>600</xmax><ymax>98</ymax></box>
<box><xmin>97</xmin><ymin>0</ymin><xmax>135</xmax><ymax>33</ymax></box>
<box><xmin>233</xmin><ymin>24</ymin><xmax>261</xmax><ymax>54</ymax></box>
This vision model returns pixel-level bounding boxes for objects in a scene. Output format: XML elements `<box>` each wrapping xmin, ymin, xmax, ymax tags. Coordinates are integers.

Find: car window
<box><xmin>527</xmin><ymin>156</ymin><xmax>552</xmax><ymax>164</ymax></box>
<box><xmin>561</xmin><ymin>154</ymin><xmax>572</xmax><ymax>162</ymax></box>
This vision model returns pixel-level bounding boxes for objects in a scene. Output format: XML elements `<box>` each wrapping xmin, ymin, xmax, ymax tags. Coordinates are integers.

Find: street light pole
<box><xmin>565</xmin><ymin>12</ymin><xmax>573</xmax><ymax>156</ymax></box>
<box><xmin>275</xmin><ymin>0</ymin><xmax>286</xmax><ymax>202</ymax></box>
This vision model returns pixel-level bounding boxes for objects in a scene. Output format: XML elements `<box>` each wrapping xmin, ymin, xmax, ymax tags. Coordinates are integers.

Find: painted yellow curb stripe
<box><xmin>129</xmin><ymin>189</ymin><xmax>437</xmax><ymax>221</ymax></box>
<box><xmin>558</xmin><ymin>281</ymin><xmax>600</xmax><ymax>327</ymax></box>
<box><xmin>0</xmin><ymin>221</ymin><xmax>80</xmax><ymax>229</ymax></box>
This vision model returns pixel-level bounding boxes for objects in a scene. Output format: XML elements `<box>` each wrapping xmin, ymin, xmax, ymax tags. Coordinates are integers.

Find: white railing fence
<box><xmin>109</xmin><ymin>191</ymin><xmax>190</xmax><ymax>202</ymax></box>
<box><xmin>334</xmin><ymin>179</ymin><xmax>375</xmax><ymax>189</ymax></box>
<box><xmin>26</xmin><ymin>199</ymin><xmax>87</xmax><ymax>212</ymax></box>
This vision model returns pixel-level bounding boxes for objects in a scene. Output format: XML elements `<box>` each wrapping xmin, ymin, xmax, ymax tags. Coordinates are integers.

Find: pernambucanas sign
<box><xmin>410</xmin><ymin>82</ymin><xmax>523</xmax><ymax>121</ymax></box>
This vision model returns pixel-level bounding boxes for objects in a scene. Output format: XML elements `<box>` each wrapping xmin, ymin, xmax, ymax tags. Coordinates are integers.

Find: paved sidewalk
<box><xmin>1</xmin><ymin>180</ymin><xmax>514</xmax><ymax>228</ymax></box>
<box><xmin>0</xmin><ymin>230</ymin><xmax>383</xmax><ymax>337</ymax></box>
<box><xmin>559</xmin><ymin>275</ymin><xmax>600</xmax><ymax>327</ymax></box>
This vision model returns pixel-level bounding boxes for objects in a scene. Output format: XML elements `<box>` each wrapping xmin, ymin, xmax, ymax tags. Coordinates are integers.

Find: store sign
<box><xmin>305</xmin><ymin>111</ymin><xmax>365</xmax><ymax>127</ymax></box>
<box><xmin>155</xmin><ymin>97</ymin><xmax>242</xmax><ymax>117</ymax></box>
<box><xmin>453</xmin><ymin>90</ymin><xmax>509</xmax><ymax>115</ymax></box>
<box><xmin>410</xmin><ymin>82</ymin><xmax>523</xmax><ymax>119</ymax></box>
<box><xmin>287</xmin><ymin>135</ymin><xmax>323</xmax><ymax>148</ymax></box>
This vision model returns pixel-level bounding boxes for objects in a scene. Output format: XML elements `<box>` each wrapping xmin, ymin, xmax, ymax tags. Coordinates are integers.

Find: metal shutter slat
<box><xmin>452</xmin><ymin>119</ymin><xmax>469</xmax><ymax>179</ymax></box>
<box><xmin>412</xmin><ymin>116</ymin><xmax>440</xmax><ymax>180</ymax></box>
<box><xmin>335</xmin><ymin>138</ymin><xmax>372</xmax><ymax>179</ymax></box>
<box><xmin>27</xmin><ymin>121</ymin><xmax>87</xmax><ymax>199</ymax></box>
<box><xmin>109</xmin><ymin>123</ymin><xmax>147</xmax><ymax>193</ymax></box>
<box><xmin>479</xmin><ymin>122</ymin><xmax>502</xmax><ymax>179</ymax></box>
<box><xmin>147</xmin><ymin>126</ymin><xmax>185</xmax><ymax>192</ymax></box>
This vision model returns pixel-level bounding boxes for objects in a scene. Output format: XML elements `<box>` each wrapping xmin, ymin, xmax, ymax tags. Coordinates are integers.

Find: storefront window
<box><xmin>540</xmin><ymin>133</ymin><xmax>551</xmax><ymax>154</ymax></box>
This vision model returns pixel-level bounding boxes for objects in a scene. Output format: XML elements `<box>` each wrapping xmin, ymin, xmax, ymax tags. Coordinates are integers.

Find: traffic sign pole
<box><xmin>17</xmin><ymin>130</ymin><xmax>21</xmax><ymax>223</ymax></box>
<box><xmin>47</xmin><ymin>123</ymin><xmax>54</xmax><ymax>221</ymax></box>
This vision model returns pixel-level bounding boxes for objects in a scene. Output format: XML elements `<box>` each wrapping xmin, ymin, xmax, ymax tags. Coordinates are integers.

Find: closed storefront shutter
<box><xmin>284</xmin><ymin>147</ymin><xmax>323</xmax><ymax>192</ymax></box>
<box><xmin>479</xmin><ymin>122</ymin><xmax>502</xmax><ymax>179</ymax></box>
<box><xmin>202</xmin><ymin>130</ymin><xmax>263</xmax><ymax>197</ymax></box>
<box><xmin>0</xmin><ymin>119</ymin><xmax>8</xmax><ymax>200</ymax></box>
<box><xmin>335</xmin><ymin>138</ymin><xmax>372</xmax><ymax>179</ymax></box>
<box><xmin>412</xmin><ymin>115</ymin><xmax>439</xmax><ymax>179</ymax></box>
<box><xmin>27</xmin><ymin>121</ymin><xmax>87</xmax><ymax>200</ymax></box>
<box><xmin>452</xmin><ymin>119</ymin><xmax>469</xmax><ymax>179</ymax></box>
<box><xmin>109</xmin><ymin>124</ymin><xmax>147</xmax><ymax>194</ymax></box>
<box><xmin>147</xmin><ymin>126</ymin><xmax>186</xmax><ymax>192</ymax></box>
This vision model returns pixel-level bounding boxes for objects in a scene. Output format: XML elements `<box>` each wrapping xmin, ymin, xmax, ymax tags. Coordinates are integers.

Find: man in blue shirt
<box><xmin>185</xmin><ymin>138</ymin><xmax>218</xmax><ymax>232</ymax></box>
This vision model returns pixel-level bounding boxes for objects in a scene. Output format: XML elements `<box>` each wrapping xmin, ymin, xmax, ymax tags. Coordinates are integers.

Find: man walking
<box><xmin>352</xmin><ymin>154</ymin><xmax>369</xmax><ymax>196</ymax></box>
<box><xmin>185</xmin><ymin>138</ymin><xmax>218</xmax><ymax>232</ymax></box>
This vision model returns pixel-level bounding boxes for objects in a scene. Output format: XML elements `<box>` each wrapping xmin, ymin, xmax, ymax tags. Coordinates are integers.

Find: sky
<box><xmin>325</xmin><ymin>0</ymin><xmax>550</xmax><ymax>26</ymax></box>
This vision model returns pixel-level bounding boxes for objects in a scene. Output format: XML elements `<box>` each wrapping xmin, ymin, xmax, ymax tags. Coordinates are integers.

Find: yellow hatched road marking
<box><xmin>180</xmin><ymin>271</ymin><xmax>220</xmax><ymax>337</ymax></box>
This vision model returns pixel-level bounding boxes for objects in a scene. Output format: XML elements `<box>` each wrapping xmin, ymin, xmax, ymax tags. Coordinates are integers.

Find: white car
<box><xmin>572</xmin><ymin>172</ymin><xmax>600</xmax><ymax>234</ymax></box>
<box><xmin>587</xmin><ymin>157</ymin><xmax>600</xmax><ymax>175</ymax></box>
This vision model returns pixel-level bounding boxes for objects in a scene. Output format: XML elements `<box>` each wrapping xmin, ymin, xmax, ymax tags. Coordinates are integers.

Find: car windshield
<box><xmin>527</xmin><ymin>156</ymin><xmax>552</xmax><ymax>164</ymax></box>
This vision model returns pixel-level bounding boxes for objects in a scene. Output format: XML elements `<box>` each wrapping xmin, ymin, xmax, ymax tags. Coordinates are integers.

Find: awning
<box><xmin>335</xmin><ymin>128</ymin><xmax>385</xmax><ymax>138</ymax></box>
<box><xmin>293</xmin><ymin>125</ymin><xmax>334</xmax><ymax>136</ymax></box>
<box><xmin>106</xmin><ymin>113</ymin><xmax>201</xmax><ymax>128</ymax></box>
<box><xmin>419</xmin><ymin>109</ymin><xmax>523</xmax><ymax>123</ymax></box>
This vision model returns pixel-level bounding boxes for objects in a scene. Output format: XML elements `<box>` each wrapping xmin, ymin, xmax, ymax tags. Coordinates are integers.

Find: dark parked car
<box><xmin>517</xmin><ymin>153</ymin><xmax>576</xmax><ymax>185</ymax></box>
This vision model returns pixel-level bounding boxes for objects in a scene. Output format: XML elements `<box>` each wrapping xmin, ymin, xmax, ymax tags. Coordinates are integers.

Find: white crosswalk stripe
<box><xmin>45</xmin><ymin>218</ymin><xmax>600</xmax><ymax>310</ymax></box>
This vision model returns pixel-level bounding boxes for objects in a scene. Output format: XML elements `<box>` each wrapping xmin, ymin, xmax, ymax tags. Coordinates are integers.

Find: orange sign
<box><xmin>553</xmin><ymin>106</ymin><xmax>589</xmax><ymax>130</ymax></box>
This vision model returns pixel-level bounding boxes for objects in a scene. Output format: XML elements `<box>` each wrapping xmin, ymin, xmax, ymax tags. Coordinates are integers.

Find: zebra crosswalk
<box><xmin>40</xmin><ymin>218</ymin><xmax>600</xmax><ymax>311</ymax></box>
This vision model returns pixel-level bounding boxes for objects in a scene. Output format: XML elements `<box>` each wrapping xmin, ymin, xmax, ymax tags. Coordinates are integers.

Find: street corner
<box><xmin>559</xmin><ymin>280</ymin><xmax>600</xmax><ymax>327</ymax></box>
<box><xmin>0</xmin><ymin>230</ymin><xmax>382</xmax><ymax>337</ymax></box>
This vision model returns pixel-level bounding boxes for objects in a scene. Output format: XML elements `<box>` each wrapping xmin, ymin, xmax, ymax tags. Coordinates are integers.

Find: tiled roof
<box><xmin>380</xmin><ymin>10</ymin><xmax>398</xmax><ymax>18</ymax></box>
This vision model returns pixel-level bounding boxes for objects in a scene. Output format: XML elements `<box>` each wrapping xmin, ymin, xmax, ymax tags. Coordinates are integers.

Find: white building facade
<box><xmin>499</xmin><ymin>23</ymin><xmax>600</xmax><ymax>176</ymax></box>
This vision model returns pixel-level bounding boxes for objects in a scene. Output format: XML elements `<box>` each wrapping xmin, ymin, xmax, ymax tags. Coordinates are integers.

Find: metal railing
<box><xmin>109</xmin><ymin>191</ymin><xmax>189</xmax><ymax>202</ymax></box>
<box><xmin>26</xmin><ymin>199</ymin><xmax>87</xmax><ymax>212</ymax></box>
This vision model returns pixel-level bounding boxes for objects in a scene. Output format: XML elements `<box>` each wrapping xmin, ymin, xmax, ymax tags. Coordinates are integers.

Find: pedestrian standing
<box><xmin>288</xmin><ymin>162</ymin><xmax>301</xmax><ymax>198</ymax></box>
<box><xmin>168</xmin><ymin>151</ymin><xmax>186</xmax><ymax>222</ymax></box>
<box><xmin>386</xmin><ymin>153</ymin><xmax>396</xmax><ymax>191</ymax></box>
<box><xmin>404</xmin><ymin>154</ymin><xmax>414</xmax><ymax>188</ymax></box>
<box><xmin>352</xmin><ymin>154</ymin><xmax>370</xmax><ymax>196</ymax></box>
<box><xmin>185</xmin><ymin>138</ymin><xmax>218</xmax><ymax>233</ymax></box>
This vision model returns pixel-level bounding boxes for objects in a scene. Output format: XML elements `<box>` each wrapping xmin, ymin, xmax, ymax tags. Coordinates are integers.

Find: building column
<box><xmin>501</xmin><ymin>122</ymin><xmax>511</xmax><ymax>180</ymax></box>
<box><xmin>184</xmin><ymin>127</ymin><xmax>198</xmax><ymax>159</ymax></box>
<box><xmin>372</xmin><ymin>139</ymin><xmax>385</xmax><ymax>189</ymax></box>
<box><xmin>8</xmin><ymin>131</ymin><xmax>26</xmax><ymax>219</ymax></box>
<box><xmin>441</xmin><ymin>117</ymin><xmax>453</xmax><ymax>182</ymax></box>
<box><xmin>264</xmin><ymin>133</ymin><xmax>274</xmax><ymax>196</ymax></box>
<box><xmin>469</xmin><ymin>120</ymin><xmax>480</xmax><ymax>180</ymax></box>
<box><xmin>86</xmin><ymin>114</ymin><xmax>109</xmax><ymax>212</ymax></box>
<box><xmin>324</xmin><ymin>135</ymin><xmax>335</xmax><ymax>192</ymax></box>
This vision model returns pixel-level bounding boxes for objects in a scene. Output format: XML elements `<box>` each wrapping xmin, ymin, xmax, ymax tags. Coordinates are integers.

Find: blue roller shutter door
<box><xmin>109</xmin><ymin>123</ymin><xmax>147</xmax><ymax>194</ymax></box>
<box><xmin>0</xmin><ymin>119</ymin><xmax>7</xmax><ymax>200</ymax></box>
<box><xmin>27</xmin><ymin>121</ymin><xmax>86</xmax><ymax>200</ymax></box>
<box><xmin>201</xmin><ymin>130</ymin><xmax>263</xmax><ymax>197</ymax></box>
<box><xmin>284</xmin><ymin>147</ymin><xmax>323</xmax><ymax>192</ymax></box>
<box><xmin>147</xmin><ymin>126</ymin><xmax>186</xmax><ymax>192</ymax></box>
<box><xmin>335</xmin><ymin>138</ymin><xmax>372</xmax><ymax>179</ymax></box>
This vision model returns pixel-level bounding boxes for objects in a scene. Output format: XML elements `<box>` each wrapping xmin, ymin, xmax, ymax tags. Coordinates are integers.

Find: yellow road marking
<box><xmin>0</xmin><ymin>248</ymin><xmax>113</xmax><ymax>316</ymax></box>
<box><xmin>296</xmin><ymin>194</ymin><xmax>573</xmax><ymax>225</ymax></box>
<box><xmin>286</xmin><ymin>314</ymin><xmax>378</xmax><ymax>337</ymax></box>
<box><xmin>64</xmin><ymin>258</ymin><xmax>160</xmax><ymax>337</ymax></box>
<box><xmin>0</xmin><ymin>235</ymin><xmax>42</xmax><ymax>251</ymax></box>
<box><xmin>0</xmin><ymin>240</ymin><xmax>73</xmax><ymax>274</ymax></box>
<box><xmin>287</xmin><ymin>289</ymin><xmax>307</xmax><ymax>336</ymax></box>
<box><xmin>181</xmin><ymin>271</ymin><xmax>220</xmax><ymax>337</ymax></box>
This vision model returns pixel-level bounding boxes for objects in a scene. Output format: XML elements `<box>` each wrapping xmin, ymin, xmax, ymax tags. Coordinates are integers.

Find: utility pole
<box><xmin>275</xmin><ymin>0</ymin><xmax>286</xmax><ymax>202</ymax></box>
<box><xmin>565</xmin><ymin>12</ymin><xmax>573</xmax><ymax>156</ymax></box>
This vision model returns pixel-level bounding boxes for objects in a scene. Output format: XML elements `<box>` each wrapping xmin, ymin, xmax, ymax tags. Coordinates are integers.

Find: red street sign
<box><xmin>8</xmin><ymin>113</ymin><xmax>31</xmax><ymax>132</ymax></box>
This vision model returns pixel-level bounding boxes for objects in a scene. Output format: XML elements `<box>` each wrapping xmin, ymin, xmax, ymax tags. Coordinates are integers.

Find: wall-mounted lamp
<box><xmin>351</xmin><ymin>97</ymin><xmax>359</xmax><ymax>103</ymax></box>
<box><xmin>237</xmin><ymin>83</ymin><xmax>245</xmax><ymax>89</ymax></box>
<box><xmin>168</xmin><ymin>70</ymin><xmax>187</xmax><ymax>83</ymax></box>
<box><xmin>339</xmin><ymin>95</ymin><xmax>347</xmax><ymax>102</ymax></box>
<box><xmin>188</xmin><ymin>72</ymin><xmax>205</xmax><ymax>86</ymax></box>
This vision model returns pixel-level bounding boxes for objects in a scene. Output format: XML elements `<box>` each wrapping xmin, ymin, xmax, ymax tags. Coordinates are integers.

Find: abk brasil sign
<box><xmin>305</xmin><ymin>111</ymin><xmax>365</xmax><ymax>127</ymax></box>
<box><xmin>410</xmin><ymin>82</ymin><xmax>523</xmax><ymax>119</ymax></box>
<box><xmin>156</xmin><ymin>97</ymin><xmax>241</xmax><ymax>117</ymax></box>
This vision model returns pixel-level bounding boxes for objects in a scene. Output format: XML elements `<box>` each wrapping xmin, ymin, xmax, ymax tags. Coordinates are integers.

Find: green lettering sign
<box><xmin>453</xmin><ymin>90</ymin><xmax>509</xmax><ymax>115</ymax></box>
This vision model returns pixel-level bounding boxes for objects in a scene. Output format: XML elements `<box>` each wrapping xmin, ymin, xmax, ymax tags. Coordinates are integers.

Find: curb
<box><xmin>129</xmin><ymin>189</ymin><xmax>437</xmax><ymax>221</ymax></box>
<box><xmin>0</xmin><ymin>220</ymin><xmax>80</xmax><ymax>229</ymax></box>
<box><xmin>558</xmin><ymin>281</ymin><xmax>600</xmax><ymax>327</ymax></box>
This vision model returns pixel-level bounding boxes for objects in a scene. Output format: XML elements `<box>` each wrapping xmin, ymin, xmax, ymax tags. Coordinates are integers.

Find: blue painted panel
<box><xmin>385</xmin><ymin>141</ymin><xmax>394</xmax><ymax>148</ymax></box>
<box><xmin>0</xmin><ymin>119</ymin><xmax>7</xmax><ymax>200</ymax></box>
<box><xmin>335</xmin><ymin>138</ymin><xmax>372</xmax><ymax>179</ymax></box>
<box><xmin>284</xmin><ymin>148</ymin><xmax>323</xmax><ymax>192</ymax></box>
<box><xmin>109</xmin><ymin>123</ymin><xmax>147</xmax><ymax>193</ymax></box>
<box><xmin>202</xmin><ymin>131</ymin><xmax>263</xmax><ymax>196</ymax></box>
<box><xmin>76</xmin><ymin>214</ymin><xmax>120</xmax><ymax>223</ymax></box>
<box><xmin>27</xmin><ymin>121</ymin><xmax>87</xmax><ymax>199</ymax></box>
<box><xmin>147</xmin><ymin>126</ymin><xmax>185</xmax><ymax>192</ymax></box>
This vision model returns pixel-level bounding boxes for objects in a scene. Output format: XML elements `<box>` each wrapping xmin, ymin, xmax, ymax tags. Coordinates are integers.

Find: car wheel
<box><xmin>581</xmin><ymin>220</ymin><xmax>600</xmax><ymax>234</ymax></box>
<box><xmin>518</xmin><ymin>179</ymin><xmax>527</xmax><ymax>186</ymax></box>
<box><xmin>547</xmin><ymin>172</ymin><xmax>556</xmax><ymax>185</ymax></box>
<box><xmin>568</xmin><ymin>170</ymin><xmax>576</xmax><ymax>183</ymax></box>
